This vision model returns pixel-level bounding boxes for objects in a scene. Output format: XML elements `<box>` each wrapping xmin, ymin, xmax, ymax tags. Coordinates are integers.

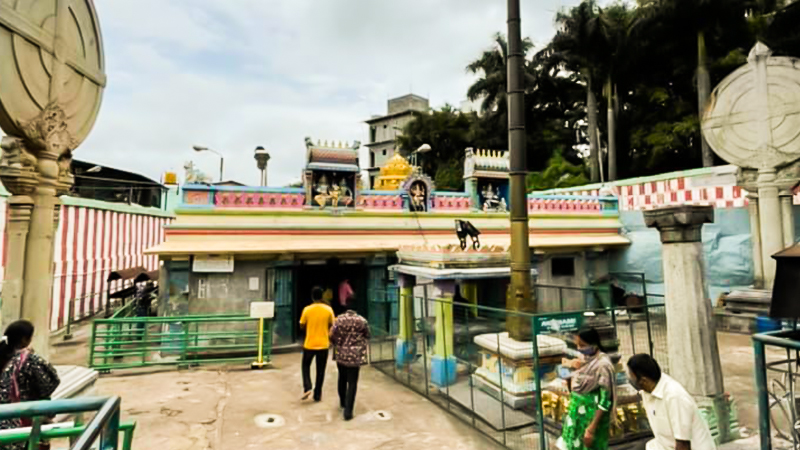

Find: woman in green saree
<box><xmin>558</xmin><ymin>328</ymin><xmax>616</xmax><ymax>450</ymax></box>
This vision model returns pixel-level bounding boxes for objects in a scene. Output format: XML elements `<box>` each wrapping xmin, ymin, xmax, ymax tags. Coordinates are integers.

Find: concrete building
<box><xmin>365</xmin><ymin>94</ymin><xmax>429</xmax><ymax>188</ymax></box>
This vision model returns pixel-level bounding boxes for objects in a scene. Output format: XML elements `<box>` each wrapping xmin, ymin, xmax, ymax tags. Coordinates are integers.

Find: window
<box><xmin>551</xmin><ymin>257</ymin><xmax>575</xmax><ymax>277</ymax></box>
<box><xmin>370</xmin><ymin>127</ymin><xmax>376</xmax><ymax>143</ymax></box>
<box><xmin>370</xmin><ymin>152</ymin><xmax>375</xmax><ymax>167</ymax></box>
<box><xmin>382</xmin><ymin>150</ymin><xmax>387</xmax><ymax>156</ymax></box>
<box><xmin>197</xmin><ymin>278</ymin><xmax>208</xmax><ymax>299</ymax></box>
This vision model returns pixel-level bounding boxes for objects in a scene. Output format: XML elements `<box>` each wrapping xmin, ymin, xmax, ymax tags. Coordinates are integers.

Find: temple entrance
<box><xmin>294</xmin><ymin>259</ymin><xmax>369</xmax><ymax>337</ymax></box>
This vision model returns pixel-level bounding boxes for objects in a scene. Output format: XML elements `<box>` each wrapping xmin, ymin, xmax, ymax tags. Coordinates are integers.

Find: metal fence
<box><xmin>89</xmin><ymin>315</ymin><xmax>273</xmax><ymax>372</ymax></box>
<box><xmin>369</xmin><ymin>289</ymin><xmax>667</xmax><ymax>450</ymax></box>
<box><xmin>0</xmin><ymin>396</ymin><xmax>135</xmax><ymax>450</ymax></box>
<box><xmin>753</xmin><ymin>327</ymin><xmax>800</xmax><ymax>450</ymax></box>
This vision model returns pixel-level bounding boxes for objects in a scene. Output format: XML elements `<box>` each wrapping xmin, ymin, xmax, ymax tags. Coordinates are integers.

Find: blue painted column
<box><xmin>431</xmin><ymin>279</ymin><xmax>457</xmax><ymax>387</ymax></box>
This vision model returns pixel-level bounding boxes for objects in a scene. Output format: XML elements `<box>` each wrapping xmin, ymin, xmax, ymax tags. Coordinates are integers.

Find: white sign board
<box><xmin>193</xmin><ymin>255</ymin><xmax>234</xmax><ymax>273</ymax></box>
<box><xmin>250</xmin><ymin>302</ymin><xmax>275</xmax><ymax>319</ymax></box>
<box><xmin>249</xmin><ymin>277</ymin><xmax>259</xmax><ymax>291</ymax></box>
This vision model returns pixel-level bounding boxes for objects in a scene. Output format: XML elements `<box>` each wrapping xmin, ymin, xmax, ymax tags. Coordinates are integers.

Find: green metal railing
<box><xmin>370</xmin><ymin>290</ymin><xmax>668</xmax><ymax>450</ymax></box>
<box><xmin>0</xmin><ymin>396</ymin><xmax>135</xmax><ymax>450</ymax></box>
<box><xmin>753</xmin><ymin>328</ymin><xmax>800</xmax><ymax>450</ymax></box>
<box><xmin>89</xmin><ymin>314</ymin><xmax>273</xmax><ymax>372</ymax></box>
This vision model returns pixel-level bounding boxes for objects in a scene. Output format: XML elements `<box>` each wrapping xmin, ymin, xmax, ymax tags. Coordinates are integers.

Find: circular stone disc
<box><xmin>0</xmin><ymin>0</ymin><xmax>105</xmax><ymax>146</ymax></box>
<box><xmin>702</xmin><ymin>56</ymin><xmax>800</xmax><ymax>170</ymax></box>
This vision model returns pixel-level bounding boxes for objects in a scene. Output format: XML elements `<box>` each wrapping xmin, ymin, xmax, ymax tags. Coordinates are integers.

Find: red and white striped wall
<box><xmin>543</xmin><ymin>168</ymin><xmax>800</xmax><ymax>211</ymax></box>
<box><xmin>0</xmin><ymin>196</ymin><xmax>171</xmax><ymax>330</ymax></box>
<box><xmin>49</xmin><ymin>205</ymin><xmax>170</xmax><ymax>330</ymax></box>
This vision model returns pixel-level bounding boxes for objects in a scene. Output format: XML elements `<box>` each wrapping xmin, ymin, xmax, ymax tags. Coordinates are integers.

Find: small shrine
<box><xmin>463</xmin><ymin>148</ymin><xmax>510</xmax><ymax>212</ymax></box>
<box><xmin>373</xmin><ymin>153</ymin><xmax>413</xmax><ymax>191</ymax></box>
<box><xmin>303</xmin><ymin>137</ymin><xmax>360</xmax><ymax>208</ymax></box>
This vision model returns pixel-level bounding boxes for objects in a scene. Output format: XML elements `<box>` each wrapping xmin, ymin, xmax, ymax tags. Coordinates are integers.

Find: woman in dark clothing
<box><xmin>0</xmin><ymin>320</ymin><xmax>61</xmax><ymax>450</ymax></box>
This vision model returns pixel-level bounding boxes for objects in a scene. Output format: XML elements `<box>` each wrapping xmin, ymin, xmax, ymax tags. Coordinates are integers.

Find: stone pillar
<box><xmin>431</xmin><ymin>279</ymin><xmax>456</xmax><ymax>387</ymax></box>
<box><xmin>465</xmin><ymin>177</ymin><xmax>479</xmax><ymax>211</ymax></box>
<box><xmin>747</xmin><ymin>192</ymin><xmax>764</xmax><ymax>288</ymax></box>
<box><xmin>395</xmin><ymin>274</ymin><xmax>416</xmax><ymax>367</ymax></box>
<box><xmin>780</xmin><ymin>189</ymin><xmax>795</xmax><ymax>249</ymax></box>
<box><xmin>0</xmin><ymin>137</ymin><xmax>39</xmax><ymax>332</ymax></box>
<box><xmin>644</xmin><ymin>205</ymin><xmax>732</xmax><ymax>443</ymax></box>
<box><xmin>757</xmin><ymin>170</ymin><xmax>784</xmax><ymax>289</ymax></box>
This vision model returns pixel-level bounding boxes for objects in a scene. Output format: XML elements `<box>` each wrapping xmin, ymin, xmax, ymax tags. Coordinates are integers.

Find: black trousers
<box><xmin>302</xmin><ymin>349</ymin><xmax>329</xmax><ymax>401</ymax></box>
<box><xmin>337</xmin><ymin>364</ymin><xmax>360</xmax><ymax>419</ymax></box>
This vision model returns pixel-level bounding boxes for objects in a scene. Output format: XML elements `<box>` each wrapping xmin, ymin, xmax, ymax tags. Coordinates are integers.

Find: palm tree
<box><xmin>536</xmin><ymin>1</ymin><xmax>605</xmax><ymax>182</ymax></box>
<box><xmin>640</xmin><ymin>0</ymin><xmax>750</xmax><ymax>167</ymax></box>
<box><xmin>466</xmin><ymin>33</ymin><xmax>534</xmax><ymax>119</ymax></box>
<box><xmin>598</xmin><ymin>4</ymin><xmax>634</xmax><ymax>181</ymax></box>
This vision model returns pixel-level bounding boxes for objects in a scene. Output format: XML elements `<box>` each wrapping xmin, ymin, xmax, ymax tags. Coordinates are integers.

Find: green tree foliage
<box><xmin>397</xmin><ymin>0</ymin><xmax>800</xmax><ymax>191</ymax></box>
<box><xmin>527</xmin><ymin>150</ymin><xmax>590</xmax><ymax>191</ymax></box>
<box><xmin>395</xmin><ymin>105</ymin><xmax>472</xmax><ymax>191</ymax></box>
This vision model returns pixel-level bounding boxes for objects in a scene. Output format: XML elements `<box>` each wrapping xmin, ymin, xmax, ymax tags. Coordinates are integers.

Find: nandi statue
<box><xmin>184</xmin><ymin>161</ymin><xmax>213</xmax><ymax>184</ymax></box>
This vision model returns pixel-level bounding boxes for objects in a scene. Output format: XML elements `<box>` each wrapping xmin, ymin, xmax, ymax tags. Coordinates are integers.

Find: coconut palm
<box><xmin>536</xmin><ymin>1</ymin><xmax>605</xmax><ymax>182</ymax></box>
<box><xmin>466</xmin><ymin>33</ymin><xmax>534</xmax><ymax>119</ymax></box>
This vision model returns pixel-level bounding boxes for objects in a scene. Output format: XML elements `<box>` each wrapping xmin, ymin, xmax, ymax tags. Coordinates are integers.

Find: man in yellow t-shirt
<box><xmin>299</xmin><ymin>287</ymin><xmax>335</xmax><ymax>401</ymax></box>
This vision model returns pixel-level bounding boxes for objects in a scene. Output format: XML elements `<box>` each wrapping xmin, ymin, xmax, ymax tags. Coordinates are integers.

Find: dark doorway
<box><xmin>295</xmin><ymin>259</ymin><xmax>368</xmax><ymax>338</ymax></box>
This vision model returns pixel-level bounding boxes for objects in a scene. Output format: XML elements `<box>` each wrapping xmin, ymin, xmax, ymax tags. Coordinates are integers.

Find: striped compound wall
<box><xmin>0</xmin><ymin>196</ymin><xmax>172</xmax><ymax>330</ymax></box>
<box><xmin>538</xmin><ymin>166</ymin><xmax>800</xmax><ymax>211</ymax></box>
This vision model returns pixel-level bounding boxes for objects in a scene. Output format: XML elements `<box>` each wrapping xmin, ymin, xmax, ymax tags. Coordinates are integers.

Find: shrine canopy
<box><xmin>390</xmin><ymin>244</ymin><xmax>538</xmax><ymax>280</ymax></box>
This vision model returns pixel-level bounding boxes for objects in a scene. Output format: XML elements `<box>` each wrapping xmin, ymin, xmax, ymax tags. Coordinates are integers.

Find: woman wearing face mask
<box><xmin>0</xmin><ymin>320</ymin><xmax>61</xmax><ymax>450</ymax></box>
<box><xmin>558</xmin><ymin>327</ymin><xmax>616</xmax><ymax>450</ymax></box>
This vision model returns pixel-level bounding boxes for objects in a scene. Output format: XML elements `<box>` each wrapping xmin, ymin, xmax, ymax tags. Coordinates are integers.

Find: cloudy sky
<box><xmin>75</xmin><ymin>0</ymin><xmax>579</xmax><ymax>186</ymax></box>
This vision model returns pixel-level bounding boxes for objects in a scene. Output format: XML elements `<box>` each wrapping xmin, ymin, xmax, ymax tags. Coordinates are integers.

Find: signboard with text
<box><xmin>533</xmin><ymin>313</ymin><xmax>584</xmax><ymax>335</ymax></box>
<box><xmin>193</xmin><ymin>255</ymin><xmax>234</xmax><ymax>273</ymax></box>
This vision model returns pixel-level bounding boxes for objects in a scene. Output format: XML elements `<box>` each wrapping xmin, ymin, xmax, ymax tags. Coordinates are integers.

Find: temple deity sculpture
<box><xmin>482</xmin><ymin>183</ymin><xmax>507</xmax><ymax>212</ymax></box>
<box><xmin>338</xmin><ymin>177</ymin><xmax>353</xmax><ymax>206</ymax></box>
<box><xmin>184</xmin><ymin>161</ymin><xmax>213</xmax><ymax>184</ymax></box>
<box><xmin>409</xmin><ymin>181</ymin><xmax>427</xmax><ymax>212</ymax></box>
<box><xmin>314</xmin><ymin>174</ymin><xmax>330</xmax><ymax>207</ymax></box>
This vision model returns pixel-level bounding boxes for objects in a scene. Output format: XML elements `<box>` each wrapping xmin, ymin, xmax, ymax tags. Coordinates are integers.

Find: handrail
<box><xmin>0</xmin><ymin>396</ymin><xmax>130</xmax><ymax>450</ymax></box>
<box><xmin>72</xmin><ymin>396</ymin><xmax>121</xmax><ymax>450</ymax></box>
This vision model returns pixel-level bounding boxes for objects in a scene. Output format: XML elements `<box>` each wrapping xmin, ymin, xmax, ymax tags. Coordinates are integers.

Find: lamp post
<box><xmin>412</xmin><ymin>143</ymin><xmax>432</xmax><ymax>171</ymax></box>
<box><xmin>192</xmin><ymin>145</ymin><xmax>224</xmax><ymax>182</ymax></box>
<box><xmin>254</xmin><ymin>146</ymin><xmax>271</xmax><ymax>186</ymax></box>
<box><xmin>506</xmin><ymin>0</ymin><xmax>534</xmax><ymax>340</ymax></box>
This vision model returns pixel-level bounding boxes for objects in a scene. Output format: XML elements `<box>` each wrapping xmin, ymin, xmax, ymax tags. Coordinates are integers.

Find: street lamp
<box><xmin>192</xmin><ymin>145</ymin><xmax>224</xmax><ymax>182</ymax></box>
<box><xmin>254</xmin><ymin>146</ymin><xmax>270</xmax><ymax>186</ymax></box>
<box><xmin>86</xmin><ymin>166</ymin><xmax>102</xmax><ymax>173</ymax></box>
<box><xmin>412</xmin><ymin>143</ymin><xmax>432</xmax><ymax>169</ymax></box>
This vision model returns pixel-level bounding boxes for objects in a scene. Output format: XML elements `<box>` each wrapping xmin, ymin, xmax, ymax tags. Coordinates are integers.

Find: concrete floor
<box><xmin>87</xmin><ymin>353</ymin><xmax>503</xmax><ymax>450</ymax></box>
<box><xmin>48</xmin><ymin>322</ymin><xmax>779</xmax><ymax>448</ymax></box>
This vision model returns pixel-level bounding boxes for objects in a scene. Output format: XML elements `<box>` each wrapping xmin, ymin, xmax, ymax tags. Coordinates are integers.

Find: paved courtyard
<box><xmin>87</xmin><ymin>353</ymin><xmax>502</xmax><ymax>450</ymax></box>
<box><xmin>49</xmin><ymin>324</ymin><xmax>773</xmax><ymax>449</ymax></box>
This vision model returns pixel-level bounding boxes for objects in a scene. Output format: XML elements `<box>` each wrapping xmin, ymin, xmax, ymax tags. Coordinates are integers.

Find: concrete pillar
<box><xmin>757</xmin><ymin>170</ymin><xmax>784</xmax><ymax>289</ymax></box>
<box><xmin>644</xmin><ymin>205</ymin><xmax>732</xmax><ymax>442</ymax></box>
<box><xmin>465</xmin><ymin>177</ymin><xmax>479</xmax><ymax>210</ymax></box>
<box><xmin>395</xmin><ymin>274</ymin><xmax>416</xmax><ymax>367</ymax></box>
<box><xmin>431</xmin><ymin>279</ymin><xmax>456</xmax><ymax>387</ymax></box>
<box><xmin>1</xmin><ymin>199</ymin><xmax>33</xmax><ymax>331</ymax></box>
<box><xmin>780</xmin><ymin>189</ymin><xmax>795</xmax><ymax>249</ymax></box>
<box><xmin>461</xmin><ymin>280</ymin><xmax>478</xmax><ymax>318</ymax></box>
<box><xmin>0</xmin><ymin>136</ymin><xmax>39</xmax><ymax>333</ymax></box>
<box><xmin>23</xmin><ymin>152</ymin><xmax>61</xmax><ymax>359</ymax></box>
<box><xmin>747</xmin><ymin>193</ymin><xmax>764</xmax><ymax>288</ymax></box>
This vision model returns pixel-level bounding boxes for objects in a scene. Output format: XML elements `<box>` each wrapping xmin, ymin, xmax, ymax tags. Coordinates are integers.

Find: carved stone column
<box><xmin>746</xmin><ymin>192</ymin><xmax>764</xmax><ymax>288</ymax></box>
<box><xmin>20</xmin><ymin>105</ymin><xmax>77</xmax><ymax>358</ymax></box>
<box><xmin>779</xmin><ymin>189</ymin><xmax>795</xmax><ymax>249</ymax></box>
<box><xmin>644</xmin><ymin>205</ymin><xmax>732</xmax><ymax>442</ymax></box>
<box><xmin>0</xmin><ymin>137</ymin><xmax>38</xmax><ymax>332</ymax></box>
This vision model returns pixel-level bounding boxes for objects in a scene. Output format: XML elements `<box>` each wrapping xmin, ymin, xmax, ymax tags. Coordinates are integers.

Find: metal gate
<box><xmin>270</xmin><ymin>267</ymin><xmax>294</xmax><ymax>346</ymax></box>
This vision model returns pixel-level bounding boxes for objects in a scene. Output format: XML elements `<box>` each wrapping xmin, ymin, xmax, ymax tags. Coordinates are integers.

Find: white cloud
<box><xmin>70</xmin><ymin>1</ymin><xmax>581</xmax><ymax>186</ymax></box>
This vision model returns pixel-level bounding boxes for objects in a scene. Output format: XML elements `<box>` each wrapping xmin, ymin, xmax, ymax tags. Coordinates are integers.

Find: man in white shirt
<box><xmin>626</xmin><ymin>354</ymin><xmax>717</xmax><ymax>450</ymax></box>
